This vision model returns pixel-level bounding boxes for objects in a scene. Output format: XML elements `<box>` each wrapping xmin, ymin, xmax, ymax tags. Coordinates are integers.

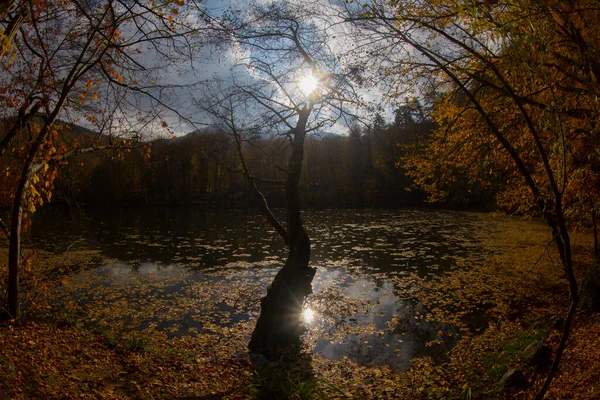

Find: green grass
<box><xmin>123</xmin><ymin>332</ymin><xmax>153</xmax><ymax>353</ymax></box>
<box><xmin>456</xmin><ymin>324</ymin><xmax>548</xmax><ymax>399</ymax></box>
<box><xmin>249</xmin><ymin>360</ymin><xmax>330</xmax><ymax>400</ymax></box>
<box><xmin>101</xmin><ymin>330</ymin><xmax>118</xmax><ymax>349</ymax></box>
<box><xmin>51</xmin><ymin>309</ymin><xmax>81</xmax><ymax>328</ymax></box>
<box><xmin>484</xmin><ymin>325</ymin><xmax>546</xmax><ymax>396</ymax></box>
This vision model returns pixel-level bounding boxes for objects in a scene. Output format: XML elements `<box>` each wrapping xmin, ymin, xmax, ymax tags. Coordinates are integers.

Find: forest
<box><xmin>1</xmin><ymin>0</ymin><xmax>600</xmax><ymax>399</ymax></box>
<box><xmin>40</xmin><ymin>109</ymin><xmax>437</xmax><ymax>209</ymax></box>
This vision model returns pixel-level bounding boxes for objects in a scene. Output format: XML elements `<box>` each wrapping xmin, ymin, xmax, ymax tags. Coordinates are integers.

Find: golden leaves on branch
<box><xmin>399</xmin><ymin>0</ymin><xmax>600</xmax><ymax>222</ymax></box>
<box><xmin>22</xmin><ymin>123</ymin><xmax>67</xmax><ymax>220</ymax></box>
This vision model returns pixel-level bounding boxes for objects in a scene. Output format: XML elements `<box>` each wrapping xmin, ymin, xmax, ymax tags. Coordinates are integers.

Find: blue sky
<box><xmin>56</xmin><ymin>0</ymin><xmax>395</xmax><ymax>140</ymax></box>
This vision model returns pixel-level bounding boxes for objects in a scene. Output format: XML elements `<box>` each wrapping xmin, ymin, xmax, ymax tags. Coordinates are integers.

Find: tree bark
<box><xmin>248</xmin><ymin>231</ymin><xmax>316</xmax><ymax>358</ymax></box>
<box><xmin>592</xmin><ymin>208</ymin><xmax>598</xmax><ymax>257</ymax></box>
<box><xmin>248</xmin><ymin>105</ymin><xmax>316</xmax><ymax>358</ymax></box>
<box><xmin>534</xmin><ymin>290</ymin><xmax>580</xmax><ymax>400</ymax></box>
<box><xmin>0</xmin><ymin>9</ymin><xmax>24</xmax><ymax>62</ymax></box>
<box><xmin>7</xmin><ymin>126</ymin><xmax>49</xmax><ymax>319</ymax></box>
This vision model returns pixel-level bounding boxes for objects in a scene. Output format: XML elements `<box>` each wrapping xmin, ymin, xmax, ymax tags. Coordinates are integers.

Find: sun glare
<box><xmin>301</xmin><ymin>307</ymin><xmax>315</xmax><ymax>324</ymax></box>
<box><xmin>299</xmin><ymin>73</ymin><xmax>319</xmax><ymax>96</ymax></box>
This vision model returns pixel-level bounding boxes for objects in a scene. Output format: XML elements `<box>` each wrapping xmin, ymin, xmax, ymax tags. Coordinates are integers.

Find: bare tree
<box><xmin>200</xmin><ymin>0</ymin><xmax>364</xmax><ymax>357</ymax></box>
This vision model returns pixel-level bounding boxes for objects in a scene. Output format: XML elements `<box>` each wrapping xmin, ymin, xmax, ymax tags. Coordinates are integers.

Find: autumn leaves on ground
<box><xmin>2</xmin><ymin>0</ymin><xmax>600</xmax><ymax>398</ymax></box>
<box><xmin>1</xmin><ymin>230</ymin><xmax>598</xmax><ymax>399</ymax></box>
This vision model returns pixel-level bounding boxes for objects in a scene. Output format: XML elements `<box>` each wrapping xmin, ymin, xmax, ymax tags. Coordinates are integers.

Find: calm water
<box><xmin>25</xmin><ymin>206</ymin><xmax>550</xmax><ymax>369</ymax></box>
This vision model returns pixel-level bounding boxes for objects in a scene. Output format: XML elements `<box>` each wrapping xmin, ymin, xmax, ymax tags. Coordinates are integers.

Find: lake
<box><xmin>25</xmin><ymin>206</ymin><xmax>552</xmax><ymax>369</ymax></box>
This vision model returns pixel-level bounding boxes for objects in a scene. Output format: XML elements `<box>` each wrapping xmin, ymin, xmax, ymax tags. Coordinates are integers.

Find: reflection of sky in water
<box><xmin>27</xmin><ymin>207</ymin><xmax>549</xmax><ymax>369</ymax></box>
<box><xmin>307</xmin><ymin>272</ymin><xmax>459</xmax><ymax>369</ymax></box>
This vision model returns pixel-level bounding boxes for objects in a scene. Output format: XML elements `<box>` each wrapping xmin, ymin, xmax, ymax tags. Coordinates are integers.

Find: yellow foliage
<box><xmin>0</xmin><ymin>31</ymin><xmax>13</xmax><ymax>57</ymax></box>
<box><xmin>399</xmin><ymin>0</ymin><xmax>600</xmax><ymax>224</ymax></box>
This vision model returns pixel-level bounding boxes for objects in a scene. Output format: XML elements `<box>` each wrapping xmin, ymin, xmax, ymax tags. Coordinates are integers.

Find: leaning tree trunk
<box><xmin>248</xmin><ymin>225</ymin><xmax>316</xmax><ymax>358</ymax></box>
<box><xmin>249</xmin><ymin>106</ymin><xmax>316</xmax><ymax>358</ymax></box>
<box><xmin>7</xmin><ymin>126</ymin><xmax>49</xmax><ymax>319</ymax></box>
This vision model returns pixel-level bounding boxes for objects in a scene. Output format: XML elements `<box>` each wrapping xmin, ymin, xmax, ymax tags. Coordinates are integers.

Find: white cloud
<box><xmin>64</xmin><ymin>0</ymin><xmax>399</xmax><ymax>138</ymax></box>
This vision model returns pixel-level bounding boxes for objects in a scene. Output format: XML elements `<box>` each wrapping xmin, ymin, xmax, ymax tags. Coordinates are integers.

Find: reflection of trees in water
<box><xmin>94</xmin><ymin>208</ymin><xmax>285</xmax><ymax>268</ymax></box>
<box><xmin>27</xmin><ymin>208</ymin><xmax>537</xmax><ymax>366</ymax></box>
<box><xmin>28</xmin><ymin>207</ymin><xmax>286</xmax><ymax>267</ymax></box>
<box><xmin>307</xmin><ymin>209</ymin><xmax>493</xmax><ymax>278</ymax></box>
<box><xmin>30</xmin><ymin>208</ymin><xmax>493</xmax><ymax>276</ymax></box>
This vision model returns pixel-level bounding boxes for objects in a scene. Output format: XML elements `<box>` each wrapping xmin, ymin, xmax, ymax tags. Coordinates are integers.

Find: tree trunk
<box><xmin>249</xmin><ymin>105</ymin><xmax>316</xmax><ymax>358</ymax></box>
<box><xmin>592</xmin><ymin>207</ymin><xmax>598</xmax><ymax>257</ymax></box>
<box><xmin>534</xmin><ymin>290</ymin><xmax>580</xmax><ymax>400</ymax></box>
<box><xmin>7</xmin><ymin>127</ymin><xmax>48</xmax><ymax>319</ymax></box>
<box><xmin>248</xmin><ymin>229</ymin><xmax>316</xmax><ymax>358</ymax></box>
<box><xmin>0</xmin><ymin>10</ymin><xmax>24</xmax><ymax>62</ymax></box>
<box><xmin>7</xmin><ymin>200</ymin><xmax>22</xmax><ymax>319</ymax></box>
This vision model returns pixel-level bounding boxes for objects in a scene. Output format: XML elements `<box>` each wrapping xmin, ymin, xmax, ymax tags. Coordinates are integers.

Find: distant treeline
<box><xmin>53</xmin><ymin>108</ymin><xmax>483</xmax><ymax>209</ymax></box>
<box><xmin>0</xmin><ymin>107</ymin><xmax>497</xmax><ymax>212</ymax></box>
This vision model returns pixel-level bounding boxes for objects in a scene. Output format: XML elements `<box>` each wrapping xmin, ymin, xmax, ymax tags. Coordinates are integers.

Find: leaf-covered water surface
<box><xmin>28</xmin><ymin>207</ymin><xmax>558</xmax><ymax>369</ymax></box>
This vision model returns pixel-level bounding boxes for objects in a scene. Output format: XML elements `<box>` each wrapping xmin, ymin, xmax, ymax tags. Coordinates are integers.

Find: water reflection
<box><xmin>301</xmin><ymin>308</ymin><xmax>315</xmax><ymax>324</ymax></box>
<box><xmin>305</xmin><ymin>272</ymin><xmax>460</xmax><ymax>369</ymax></box>
<box><xmin>23</xmin><ymin>207</ymin><xmax>550</xmax><ymax>369</ymax></box>
<box><xmin>27</xmin><ymin>207</ymin><xmax>495</xmax><ymax>278</ymax></box>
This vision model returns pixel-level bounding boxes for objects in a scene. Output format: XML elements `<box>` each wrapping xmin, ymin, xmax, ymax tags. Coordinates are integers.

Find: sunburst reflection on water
<box><xmin>27</xmin><ymin>207</ymin><xmax>554</xmax><ymax>369</ymax></box>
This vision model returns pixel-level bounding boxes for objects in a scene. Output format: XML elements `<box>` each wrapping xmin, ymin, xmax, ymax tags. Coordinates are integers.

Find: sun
<box><xmin>298</xmin><ymin>73</ymin><xmax>319</xmax><ymax>96</ymax></box>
